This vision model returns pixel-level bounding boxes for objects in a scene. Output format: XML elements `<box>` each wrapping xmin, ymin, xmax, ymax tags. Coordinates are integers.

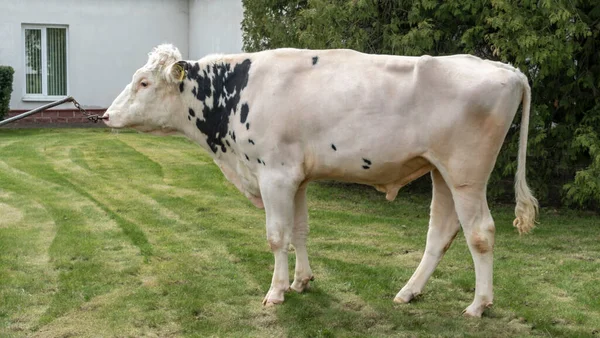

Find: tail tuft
<box><xmin>513</xmin><ymin>178</ymin><xmax>538</xmax><ymax>234</ymax></box>
<box><xmin>513</xmin><ymin>70</ymin><xmax>539</xmax><ymax>234</ymax></box>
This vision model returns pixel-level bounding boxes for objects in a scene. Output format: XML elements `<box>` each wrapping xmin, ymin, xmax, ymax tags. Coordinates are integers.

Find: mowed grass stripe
<box><xmin>0</xmin><ymin>190</ymin><xmax>57</xmax><ymax>334</ymax></box>
<box><xmin>0</xmin><ymin>134</ymin><xmax>186</xmax><ymax>336</ymax></box>
<box><xmin>46</xmin><ymin>131</ymin><xmax>285</xmax><ymax>336</ymax></box>
<box><xmin>0</xmin><ymin>159</ymin><xmax>143</xmax><ymax>332</ymax></box>
<box><xmin>1</xmin><ymin>129</ymin><xmax>599</xmax><ymax>337</ymax></box>
<box><xmin>0</xmin><ymin>137</ymin><xmax>145</xmax><ymax>334</ymax></box>
<box><xmin>1</xmin><ymin>140</ymin><xmax>153</xmax><ymax>258</ymax></box>
<box><xmin>112</xmin><ymin>135</ymin><xmax>289</xmax><ymax>336</ymax></box>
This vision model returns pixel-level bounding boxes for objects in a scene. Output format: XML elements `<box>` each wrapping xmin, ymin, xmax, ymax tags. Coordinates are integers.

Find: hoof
<box><xmin>262</xmin><ymin>299</ymin><xmax>283</xmax><ymax>307</ymax></box>
<box><xmin>262</xmin><ymin>287</ymin><xmax>286</xmax><ymax>306</ymax></box>
<box><xmin>394</xmin><ymin>289</ymin><xmax>417</xmax><ymax>304</ymax></box>
<box><xmin>462</xmin><ymin>308</ymin><xmax>482</xmax><ymax>318</ymax></box>
<box><xmin>393</xmin><ymin>296</ymin><xmax>411</xmax><ymax>304</ymax></box>
<box><xmin>290</xmin><ymin>276</ymin><xmax>314</xmax><ymax>293</ymax></box>
<box><xmin>462</xmin><ymin>302</ymin><xmax>492</xmax><ymax>318</ymax></box>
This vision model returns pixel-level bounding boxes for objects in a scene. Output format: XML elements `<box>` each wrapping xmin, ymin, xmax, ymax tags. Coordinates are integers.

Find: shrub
<box><xmin>0</xmin><ymin>66</ymin><xmax>15</xmax><ymax>121</ymax></box>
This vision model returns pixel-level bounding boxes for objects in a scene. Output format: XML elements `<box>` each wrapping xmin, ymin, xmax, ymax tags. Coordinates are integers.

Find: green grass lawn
<box><xmin>0</xmin><ymin>128</ymin><xmax>598</xmax><ymax>337</ymax></box>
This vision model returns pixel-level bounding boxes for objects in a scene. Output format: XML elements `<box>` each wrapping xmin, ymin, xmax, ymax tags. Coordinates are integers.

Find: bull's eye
<box><xmin>140</xmin><ymin>81</ymin><xmax>149</xmax><ymax>88</ymax></box>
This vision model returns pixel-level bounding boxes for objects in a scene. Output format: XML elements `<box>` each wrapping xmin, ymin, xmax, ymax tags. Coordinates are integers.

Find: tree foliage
<box><xmin>242</xmin><ymin>0</ymin><xmax>600</xmax><ymax>209</ymax></box>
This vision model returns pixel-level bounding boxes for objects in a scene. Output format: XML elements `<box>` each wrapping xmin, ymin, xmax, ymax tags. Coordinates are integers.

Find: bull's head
<box><xmin>103</xmin><ymin>44</ymin><xmax>187</xmax><ymax>133</ymax></box>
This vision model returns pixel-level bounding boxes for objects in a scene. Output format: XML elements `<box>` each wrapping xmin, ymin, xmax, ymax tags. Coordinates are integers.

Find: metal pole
<box><xmin>0</xmin><ymin>96</ymin><xmax>74</xmax><ymax>127</ymax></box>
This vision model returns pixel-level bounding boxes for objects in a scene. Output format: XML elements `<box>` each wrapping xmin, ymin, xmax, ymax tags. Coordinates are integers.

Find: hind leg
<box><xmin>395</xmin><ymin>170</ymin><xmax>460</xmax><ymax>303</ymax></box>
<box><xmin>290</xmin><ymin>186</ymin><xmax>314</xmax><ymax>292</ymax></box>
<box><xmin>451</xmin><ymin>185</ymin><xmax>496</xmax><ymax>317</ymax></box>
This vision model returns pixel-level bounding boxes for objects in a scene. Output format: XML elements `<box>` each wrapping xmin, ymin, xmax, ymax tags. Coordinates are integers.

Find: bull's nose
<box><xmin>102</xmin><ymin>113</ymin><xmax>110</xmax><ymax>123</ymax></box>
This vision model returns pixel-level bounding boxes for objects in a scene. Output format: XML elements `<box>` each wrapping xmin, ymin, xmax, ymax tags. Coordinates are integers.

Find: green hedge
<box><xmin>0</xmin><ymin>66</ymin><xmax>14</xmax><ymax>121</ymax></box>
<box><xmin>242</xmin><ymin>0</ymin><xmax>600</xmax><ymax>209</ymax></box>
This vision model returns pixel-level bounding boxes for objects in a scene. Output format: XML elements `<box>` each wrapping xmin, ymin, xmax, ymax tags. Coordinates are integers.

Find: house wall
<box><xmin>0</xmin><ymin>0</ymin><xmax>189</xmax><ymax>112</ymax></box>
<box><xmin>188</xmin><ymin>0</ymin><xmax>244</xmax><ymax>60</ymax></box>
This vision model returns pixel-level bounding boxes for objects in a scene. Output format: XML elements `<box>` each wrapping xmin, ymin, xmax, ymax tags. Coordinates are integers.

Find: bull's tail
<box><xmin>513</xmin><ymin>72</ymin><xmax>539</xmax><ymax>234</ymax></box>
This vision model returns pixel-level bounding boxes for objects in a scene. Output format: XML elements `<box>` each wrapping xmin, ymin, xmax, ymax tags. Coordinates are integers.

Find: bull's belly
<box><xmin>309</xmin><ymin>156</ymin><xmax>434</xmax><ymax>201</ymax></box>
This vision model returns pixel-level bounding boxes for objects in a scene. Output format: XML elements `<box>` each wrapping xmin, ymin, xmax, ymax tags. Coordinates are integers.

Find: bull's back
<box><xmin>243</xmin><ymin>49</ymin><xmax>519</xmax><ymax>134</ymax></box>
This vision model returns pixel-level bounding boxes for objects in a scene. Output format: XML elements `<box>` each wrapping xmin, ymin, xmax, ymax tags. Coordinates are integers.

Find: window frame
<box><xmin>22</xmin><ymin>24</ymin><xmax>69</xmax><ymax>102</ymax></box>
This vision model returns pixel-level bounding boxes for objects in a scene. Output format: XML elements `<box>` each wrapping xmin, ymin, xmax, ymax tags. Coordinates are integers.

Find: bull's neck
<box><xmin>175</xmin><ymin>57</ymin><xmax>252</xmax><ymax>160</ymax></box>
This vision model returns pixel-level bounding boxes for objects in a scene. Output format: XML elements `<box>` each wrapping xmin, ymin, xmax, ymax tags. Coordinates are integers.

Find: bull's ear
<box><xmin>165</xmin><ymin>60</ymin><xmax>187</xmax><ymax>84</ymax></box>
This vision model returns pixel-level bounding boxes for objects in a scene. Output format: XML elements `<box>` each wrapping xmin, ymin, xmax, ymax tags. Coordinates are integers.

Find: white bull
<box><xmin>104</xmin><ymin>44</ymin><xmax>538</xmax><ymax>317</ymax></box>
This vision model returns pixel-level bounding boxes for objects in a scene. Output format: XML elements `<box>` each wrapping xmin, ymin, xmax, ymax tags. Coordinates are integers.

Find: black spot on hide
<box><xmin>179</xmin><ymin>82</ymin><xmax>184</xmax><ymax>93</ymax></box>
<box><xmin>249</xmin><ymin>139</ymin><xmax>255</xmax><ymax>145</ymax></box>
<box><xmin>188</xmin><ymin>108</ymin><xmax>195</xmax><ymax>117</ymax></box>
<box><xmin>240</xmin><ymin>103</ymin><xmax>249</xmax><ymax>124</ymax></box>
<box><xmin>312</xmin><ymin>56</ymin><xmax>319</xmax><ymax>65</ymax></box>
<box><xmin>245</xmin><ymin>154</ymin><xmax>249</xmax><ymax>161</ymax></box>
<box><xmin>362</xmin><ymin>165</ymin><xmax>370</xmax><ymax>170</ymax></box>
<box><xmin>184</xmin><ymin>59</ymin><xmax>252</xmax><ymax>153</ymax></box>
<box><xmin>363</xmin><ymin>158</ymin><xmax>372</xmax><ymax>165</ymax></box>
<box><xmin>331</xmin><ymin>144</ymin><xmax>337</xmax><ymax>151</ymax></box>
<box><xmin>246</xmin><ymin>123</ymin><xmax>250</xmax><ymax>130</ymax></box>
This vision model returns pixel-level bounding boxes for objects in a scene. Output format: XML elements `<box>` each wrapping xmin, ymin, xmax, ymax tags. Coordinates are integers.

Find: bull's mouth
<box><xmin>101</xmin><ymin>114</ymin><xmax>111</xmax><ymax>125</ymax></box>
<box><xmin>102</xmin><ymin>114</ymin><xmax>128</xmax><ymax>129</ymax></box>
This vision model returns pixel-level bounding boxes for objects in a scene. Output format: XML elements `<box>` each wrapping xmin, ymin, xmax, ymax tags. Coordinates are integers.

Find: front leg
<box><xmin>260</xmin><ymin>173</ymin><xmax>298</xmax><ymax>306</ymax></box>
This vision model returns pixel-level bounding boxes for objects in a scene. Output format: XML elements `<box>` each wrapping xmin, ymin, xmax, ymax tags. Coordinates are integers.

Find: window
<box><xmin>23</xmin><ymin>25</ymin><xmax>68</xmax><ymax>100</ymax></box>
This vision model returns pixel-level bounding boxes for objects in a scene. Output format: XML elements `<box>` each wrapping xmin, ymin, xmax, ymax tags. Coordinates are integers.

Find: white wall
<box><xmin>0</xmin><ymin>0</ymin><xmax>189</xmax><ymax>110</ymax></box>
<box><xmin>188</xmin><ymin>0</ymin><xmax>244</xmax><ymax>60</ymax></box>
